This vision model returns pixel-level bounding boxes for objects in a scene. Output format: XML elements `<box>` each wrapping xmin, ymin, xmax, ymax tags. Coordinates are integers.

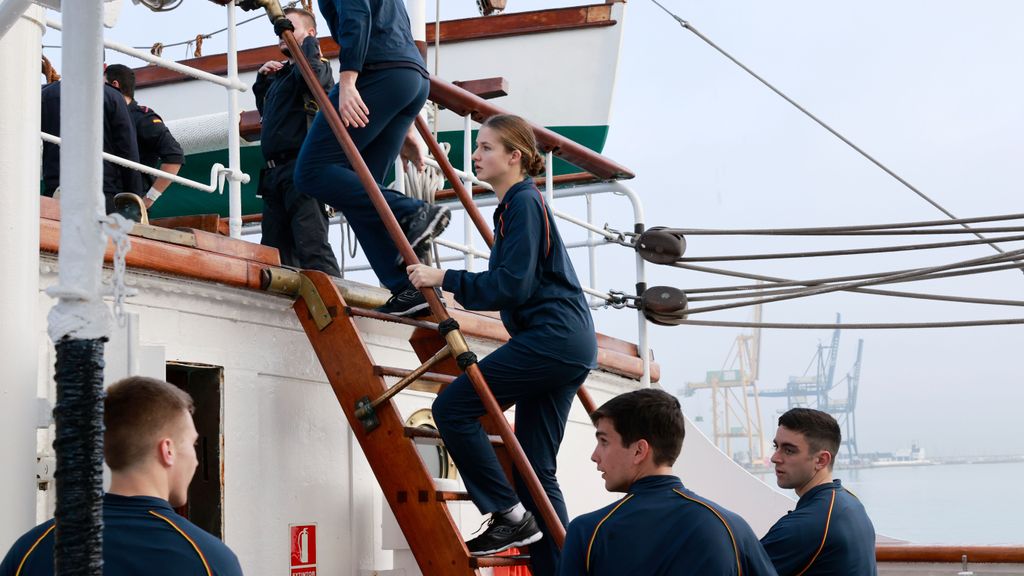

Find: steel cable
<box><xmin>661</xmin><ymin>211</ymin><xmax>1024</xmax><ymax>236</ymax></box>
<box><xmin>680</xmin><ymin>245</ymin><xmax>1024</xmax><ymax>316</ymax></box>
<box><xmin>677</xmin><ymin>233</ymin><xmax>1024</xmax><ymax>263</ymax></box>
<box><xmin>647</xmin><ymin>0</ymin><xmax>1016</xmax><ymax>262</ymax></box>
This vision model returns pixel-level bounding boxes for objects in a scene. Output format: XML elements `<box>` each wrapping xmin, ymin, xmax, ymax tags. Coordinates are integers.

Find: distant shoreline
<box><xmin>744</xmin><ymin>454</ymin><xmax>1024</xmax><ymax>474</ymax></box>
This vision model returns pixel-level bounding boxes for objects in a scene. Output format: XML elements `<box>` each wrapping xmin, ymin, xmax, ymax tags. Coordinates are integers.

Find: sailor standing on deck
<box><xmin>406</xmin><ymin>114</ymin><xmax>598</xmax><ymax>576</ymax></box>
<box><xmin>252</xmin><ymin>8</ymin><xmax>341</xmax><ymax>276</ymax></box>
<box><xmin>761</xmin><ymin>408</ymin><xmax>877</xmax><ymax>575</ymax></box>
<box><xmin>558</xmin><ymin>388</ymin><xmax>777</xmax><ymax>576</ymax></box>
<box><xmin>293</xmin><ymin>0</ymin><xmax>450</xmax><ymax>316</ymax></box>
<box><xmin>40</xmin><ymin>79</ymin><xmax>144</xmax><ymax>214</ymax></box>
<box><xmin>0</xmin><ymin>377</ymin><xmax>243</xmax><ymax>576</ymax></box>
<box><xmin>104</xmin><ymin>64</ymin><xmax>185</xmax><ymax>212</ymax></box>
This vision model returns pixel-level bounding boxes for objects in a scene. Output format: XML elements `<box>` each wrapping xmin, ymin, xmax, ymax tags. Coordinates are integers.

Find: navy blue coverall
<box><xmin>295</xmin><ymin>0</ymin><xmax>431</xmax><ymax>293</ymax></box>
<box><xmin>558</xmin><ymin>475</ymin><xmax>778</xmax><ymax>576</ymax></box>
<box><xmin>761</xmin><ymin>480</ymin><xmax>878</xmax><ymax>576</ymax></box>
<box><xmin>253</xmin><ymin>35</ymin><xmax>341</xmax><ymax>275</ymax></box>
<box><xmin>0</xmin><ymin>493</ymin><xmax>243</xmax><ymax>576</ymax></box>
<box><xmin>437</xmin><ymin>178</ymin><xmax>598</xmax><ymax>576</ymax></box>
<box><xmin>41</xmin><ymin>81</ymin><xmax>144</xmax><ymax>214</ymax></box>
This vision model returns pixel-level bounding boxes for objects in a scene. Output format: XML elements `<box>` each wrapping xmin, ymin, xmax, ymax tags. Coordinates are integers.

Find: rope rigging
<box><xmin>646</xmin><ymin>0</ymin><xmax>1017</xmax><ymax>264</ymax></box>
<box><xmin>675</xmin><ymin>232</ymin><xmax>1024</xmax><ymax>263</ymax></box>
<box><xmin>678</xmin><ymin>245</ymin><xmax>1024</xmax><ymax>317</ymax></box>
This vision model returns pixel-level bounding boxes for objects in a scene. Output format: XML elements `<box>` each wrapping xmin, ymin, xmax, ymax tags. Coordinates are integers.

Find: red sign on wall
<box><xmin>290</xmin><ymin>524</ymin><xmax>317</xmax><ymax>570</ymax></box>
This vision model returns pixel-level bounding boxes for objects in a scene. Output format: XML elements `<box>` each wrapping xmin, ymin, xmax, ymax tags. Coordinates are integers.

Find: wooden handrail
<box><xmin>282</xmin><ymin>29</ymin><xmax>567</xmax><ymax>549</ymax></box>
<box><xmin>412</xmin><ymin>111</ymin><xmax>606</xmax><ymax>415</ymax></box>
<box><xmin>413</xmin><ymin>114</ymin><xmax>494</xmax><ymax>247</ymax></box>
<box><xmin>876</xmin><ymin>545</ymin><xmax>1024</xmax><ymax>564</ymax></box>
<box><xmin>428</xmin><ymin>77</ymin><xmax>634</xmax><ymax>181</ymax></box>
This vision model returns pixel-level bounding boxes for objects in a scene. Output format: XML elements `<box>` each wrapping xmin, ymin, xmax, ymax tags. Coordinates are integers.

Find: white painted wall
<box><xmin>0</xmin><ymin>3</ymin><xmax>43</xmax><ymax>548</ymax></box>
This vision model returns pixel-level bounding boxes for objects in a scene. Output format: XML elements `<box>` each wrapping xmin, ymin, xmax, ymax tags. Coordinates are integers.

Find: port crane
<box><xmin>683</xmin><ymin>305</ymin><xmax>766</xmax><ymax>464</ymax></box>
<box><xmin>758</xmin><ymin>314</ymin><xmax>864</xmax><ymax>457</ymax></box>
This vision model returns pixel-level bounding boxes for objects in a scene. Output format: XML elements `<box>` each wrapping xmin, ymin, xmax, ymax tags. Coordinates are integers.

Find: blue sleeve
<box><xmin>106</xmin><ymin>86</ymin><xmax>144</xmax><ymax>193</ymax></box>
<box><xmin>333</xmin><ymin>0</ymin><xmax>371</xmax><ymax>72</ymax></box>
<box><xmin>760</xmin><ymin>513</ymin><xmax>813</xmax><ymax>576</ymax></box>
<box><xmin>0</xmin><ymin>544</ymin><xmax>17</xmax><ymax>576</ymax></box>
<box><xmin>557</xmin><ymin>519</ymin><xmax>589</xmax><ymax>575</ymax></box>
<box><xmin>442</xmin><ymin>195</ymin><xmax>543</xmax><ymax>311</ymax></box>
<box><xmin>0</xmin><ymin>522</ymin><xmax>55</xmax><ymax>576</ymax></box>
<box><xmin>736</xmin><ymin>525</ymin><xmax>779</xmax><ymax>576</ymax></box>
<box><xmin>252</xmin><ymin>70</ymin><xmax>272</xmax><ymax>114</ymax></box>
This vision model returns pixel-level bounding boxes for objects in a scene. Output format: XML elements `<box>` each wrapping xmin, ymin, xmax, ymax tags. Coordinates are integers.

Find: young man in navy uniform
<box><xmin>0</xmin><ymin>377</ymin><xmax>243</xmax><ymax>576</ymax></box>
<box><xmin>295</xmin><ymin>0</ymin><xmax>449</xmax><ymax>315</ymax></box>
<box><xmin>558</xmin><ymin>389</ymin><xmax>777</xmax><ymax>576</ymax></box>
<box><xmin>40</xmin><ymin>79</ymin><xmax>144</xmax><ymax>214</ymax></box>
<box><xmin>104</xmin><ymin>64</ymin><xmax>185</xmax><ymax>211</ymax></box>
<box><xmin>761</xmin><ymin>408</ymin><xmax>877</xmax><ymax>575</ymax></box>
<box><xmin>252</xmin><ymin>7</ymin><xmax>341</xmax><ymax>275</ymax></box>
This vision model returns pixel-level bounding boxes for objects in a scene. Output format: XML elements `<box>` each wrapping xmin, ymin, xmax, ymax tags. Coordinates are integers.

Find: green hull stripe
<box><xmin>146</xmin><ymin>125</ymin><xmax>609</xmax><ymax>218</ymax></box>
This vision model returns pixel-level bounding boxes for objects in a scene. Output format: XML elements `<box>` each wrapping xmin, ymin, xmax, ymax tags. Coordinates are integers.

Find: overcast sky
<box><xmin>46</xmin><ymin>0</ymin><xmax>1024</xmax><ymax>458</ymax></box>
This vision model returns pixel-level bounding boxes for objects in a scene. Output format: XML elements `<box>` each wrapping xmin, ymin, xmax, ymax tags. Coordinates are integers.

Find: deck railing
<box><xmin>40</xmin><ymin>13</ymin><xmax>251</xmax><ymax>237</ymax></box>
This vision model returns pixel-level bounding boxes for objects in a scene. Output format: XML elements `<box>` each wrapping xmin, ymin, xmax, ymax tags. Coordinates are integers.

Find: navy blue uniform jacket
<box><xmin>253</xmin><ymin>36</ymin><xmax>335</xmax><ymax>160</ymax></box>
<box><xmin>0</xmin><ymin>494</ymin><xmax>243</xmax><ymax>576</ymax></box>
<box><xmin>559</xmin><ymin>476</ymin><xmax>778</xmax><ymax>576</ymax></box>
<box><xmin>40</xmin><ymin>81</ymin><xmax>144</xmax><ymax>197</ymax></box>
<box><xmin>761</xmin><ymin>480</ymin><xmax>877</xmax><ymax>576</ymax></box>
<box><xmin>318</xmin><ymin>0</ymin><xmax>427</xmax><ymax>74</ymax></box>
<box><xmin>128</xmin><ymin>99</ymin><xmax>184</xmax><ymax>190</ymax></box>
<box><xmin>442</xmin><ymin>178</ymin><xmax>598</xmax><ymax>369</ymax></box>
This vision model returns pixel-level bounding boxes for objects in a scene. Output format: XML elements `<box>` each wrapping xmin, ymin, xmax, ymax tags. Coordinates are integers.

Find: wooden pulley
<box><xmin>635</xmin><ymin>227</ymin><xmax>686</xmax><ymax>265</ymax></box>
<box><xmin>640</xmin><ymin>286</ymin><xmax>688</xmax><ymax>326</ymax></box>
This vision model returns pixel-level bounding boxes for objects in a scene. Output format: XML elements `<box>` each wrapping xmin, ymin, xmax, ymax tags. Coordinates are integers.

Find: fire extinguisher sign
<box><xmin>289</xmin><ymin>524</ymin><xmax>317</xmax><ymax>576</ymax></box>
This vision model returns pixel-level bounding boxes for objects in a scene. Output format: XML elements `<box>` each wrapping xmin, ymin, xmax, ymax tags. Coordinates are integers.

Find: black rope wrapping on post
<box><xmin>437</xmin><ymin>317</ymin><xmax>460</xmax><ymax>336</ymax></box>
<box><xmin>456</xmin><ymin>351</ymin><xmax>478</xmax><ymax>371</ymax></box>
<box><xmin>52</xmin><ymin>337</ymin><xmax>106</xmax><ymax>576</ymax></box>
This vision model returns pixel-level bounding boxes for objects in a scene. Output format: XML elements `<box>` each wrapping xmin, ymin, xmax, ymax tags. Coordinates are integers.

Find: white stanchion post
<box><xmin>226</xmin><ymin>2</ymin><xmax>243</xmax><ymax>238</ymax></box>
<box><xmin>0</xmin><ymin>2</ymin><xmax>43</xmax><ymax>545</ymax></box>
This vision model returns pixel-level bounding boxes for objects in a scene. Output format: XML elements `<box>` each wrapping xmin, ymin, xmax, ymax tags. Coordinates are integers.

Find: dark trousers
<box><xmin>294</xmin><ymin>67</ymin><xmax>429</xmax><ymax>293</ymax></box>
<box><xmin>258</xmin><ymin>161</ymin><xmax>341</xmax><ymax>276</ymax></box>
<box><xmin>432</xmin><ymin>342</ymin><xmax>590</xmax><ymax>576</ymax></box>
<box><xmin>43</xmin><ymin>189</ymin><xmax>123</xmax><ymax>215</ymax></box>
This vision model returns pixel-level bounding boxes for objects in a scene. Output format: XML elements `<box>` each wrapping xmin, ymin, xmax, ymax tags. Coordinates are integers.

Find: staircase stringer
<box><xmin>291</xmin><ymin>271</ymin><xmax>480</xmax><ymax>576</ymax></box>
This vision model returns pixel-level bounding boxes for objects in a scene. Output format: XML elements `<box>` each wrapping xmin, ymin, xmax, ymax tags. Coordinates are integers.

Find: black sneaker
<box><xmin>466</xmin><ymin>511</ymin><xmax>543</xmax><ymax>557</ymax></box>
<box><xmin>373</xmin><ymin>287</ymin><xmax>443</xmax><ymax>318</ymax></box>
<box><xmin>401</xmin><ymin>204</ymin><xmax>451</xmax><ymax>262</ymax></box>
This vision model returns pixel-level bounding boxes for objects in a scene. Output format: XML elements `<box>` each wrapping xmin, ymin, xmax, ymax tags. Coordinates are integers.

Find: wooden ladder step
<box><xmin>404</xmin><ymin>426</ymin><xmax>503</xmax><ymax>446</ymax></box>
<box><xmin>470</xmin><ymin>555</ymin><xmax>532</xmax><ymax>568</ymax></box>
<box><xmin>434</xmin><ymin>490</ymin><xmax>472</xmax><ymax>502</ymax></box>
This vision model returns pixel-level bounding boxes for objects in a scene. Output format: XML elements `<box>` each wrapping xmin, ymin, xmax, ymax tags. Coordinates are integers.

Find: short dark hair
<box><xmin>284</xmin><ymin>7</ymin><xmax>317</xmax><ymax>31</ymax></box>
<box><xmin>591</xmin><ymin>388</ymin><xmax>685</xmax><ymax>466</ymax></box>
<box><xmin>104</xmin><ymin>376</ymin><xmax>194</xmax><ymax>471</ymax></box>
<box><xmin>778</xmin><ymin>408</ymin><xmax>841</xmax><ymax>468</ymax></box>
<box><xmin>104</xmin><ymin>64</ymin><xmax>135</xmax><ymax>99</ymax></box>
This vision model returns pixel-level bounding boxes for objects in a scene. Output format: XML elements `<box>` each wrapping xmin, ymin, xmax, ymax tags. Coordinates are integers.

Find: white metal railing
<box><xmin>40</xmin><ymin>14</ymin><xmax>250</xmax><ymax>237</ymax></box>
<box><xmin>40</xmin><ymin>133</ymin><xmax>244</xmax><ymax>193</ymax></box>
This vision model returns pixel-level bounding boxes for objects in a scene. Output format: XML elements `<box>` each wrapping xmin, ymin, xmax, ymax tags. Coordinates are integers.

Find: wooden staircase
<box><xmin>285</xmin><ymin>270</ymin><xmax>536</xmax><ymax>574</ymax></box>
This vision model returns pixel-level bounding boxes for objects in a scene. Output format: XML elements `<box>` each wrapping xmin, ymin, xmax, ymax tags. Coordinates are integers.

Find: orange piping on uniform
<box><xmin>149</xmin><ymin>510</ymin><xmax>213</xmax><ymax>576</ymax></box>
<box><xmin>585</xmin><ymin>494</ymin><xmax>634</xmax><ymax>573</ymax></box>
<box><xmin>795</xmin><ymin>488</ymin><xmax>836</xmax><ymax>576</ymax></box>
<box><xmin>14</xmin><ymin>524</ymin><xmax>55</xmax><ymax>576</ymax></box>
<box><xmin>674</xmin><ymin>489</ymin><xmax>742</xmax><ymax>576</ymax></box>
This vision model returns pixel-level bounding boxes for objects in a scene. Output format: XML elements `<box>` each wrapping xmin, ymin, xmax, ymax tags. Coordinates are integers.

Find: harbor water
<box><xmin>754</xmin><ymin>461</ymin><xmax>1024</xmax><ymax>545</ymax></box>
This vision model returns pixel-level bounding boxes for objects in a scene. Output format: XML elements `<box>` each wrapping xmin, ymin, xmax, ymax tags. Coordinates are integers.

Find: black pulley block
<box><xmin>641</xmin><ymin>286</ymin><xmax>688</xmax><ymax>325</ymax></box>
<box><xmin>635</xmin><ymin>227</ymin><xmax>686</xmax><ymax>264</ymax></box>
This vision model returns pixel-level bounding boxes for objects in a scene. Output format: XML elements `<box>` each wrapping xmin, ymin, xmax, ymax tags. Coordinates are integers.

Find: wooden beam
<box><xmin>452</xmin><ymin>77</ymin><xmax>509</xmax><ymax>100</ymax></box>
<box><xmin>429</xmin><ymin>77</ymin><xmax>634</xmax><ymax>180</ymax></box>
